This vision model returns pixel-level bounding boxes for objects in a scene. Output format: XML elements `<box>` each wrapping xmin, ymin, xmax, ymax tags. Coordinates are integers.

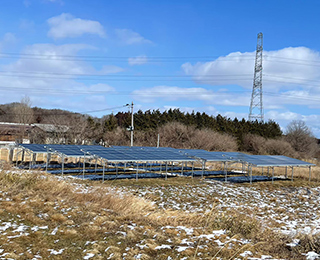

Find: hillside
<box><xmin>0</xmin><ymin>102</ymin><xmax>319</xmax><ymax>159</ymax></box>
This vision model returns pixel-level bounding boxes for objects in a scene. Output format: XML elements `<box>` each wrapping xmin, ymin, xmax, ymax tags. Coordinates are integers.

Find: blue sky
<box><xmin>1</xmin><ymin>0</ymin><xmax>320</xmax><ymax>136</ymax></box>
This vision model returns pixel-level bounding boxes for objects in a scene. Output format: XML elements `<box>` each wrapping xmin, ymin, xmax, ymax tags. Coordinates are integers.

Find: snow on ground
<box><xmin>1</xmin><ymin>170</ymin><xmax>320</xmax><ymax>259</ymax></box>
<box><xmin>114</xmin><ymin>179</ymin><xmax>320</xmax><ymax>237</ymax></box>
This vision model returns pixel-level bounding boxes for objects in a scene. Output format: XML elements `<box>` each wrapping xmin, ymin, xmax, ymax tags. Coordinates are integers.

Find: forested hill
<box><xmin>0</xmin><ymin>102</ymin><xmax>282</xmax><ymax>144</ymax></box>
<box><xmin>111</xmin><ymin>109</ymin><xmax>282</xmax><ymax>139</ymax></box>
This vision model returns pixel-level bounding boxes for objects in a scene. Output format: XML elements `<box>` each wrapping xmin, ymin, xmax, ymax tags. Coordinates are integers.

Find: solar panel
<box><xmin>47</xmin><ymin>144</ymin><xmax>86</xmax><ymax>156</ymax></box>
<box><xmin>179</xmin><ymin>149</ymin><xmax>229</xmax><ymax>162</ymax></box>
<box><xmin>242</xmin><ymin>155</ymin><xmax>316</xmax><ymax>167</ymax></box>
<box><xmin>18</xmin><ymin>144</ymin><xmax>315</xmax><ymax>167</ymax></box>
<box><xmin>19</xmin><ymin>144</ymin><xmax>47</xmax><ymax>153</ymax></box>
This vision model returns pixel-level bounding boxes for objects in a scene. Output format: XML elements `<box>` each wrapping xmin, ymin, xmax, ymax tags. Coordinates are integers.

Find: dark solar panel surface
<box><xmin>18</xmin><ymin>144</ymin><xmax>315</xmax><ymax>166</ymax></box>
<box><xmin>19</xmin><ymin>144</ymin><xmax>48</xmax><ymax>153</ymax></box>
<box><xmin>47</xmin><ymin>144</ymin><xmax>86</xmax><ymax>156</ymax></box>
<box><xmin>242</xmin><ymin>155</ymin><xmax>315</xmax><ymax>167</ymax></box>
<box><xmin>179</xmin><ymin>149</ymin><xmax>229</xmax><ymax>161</ymax></box>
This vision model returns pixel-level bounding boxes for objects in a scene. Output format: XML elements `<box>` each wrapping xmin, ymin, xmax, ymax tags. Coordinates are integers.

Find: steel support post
<box><xmin>61</xmin><ymin>154</ymin><xmax>64</xmax><ymax>176</ymax></box>
<box><xmin>29</xmin><ymin>152</ymin><xmax>32</xmax><ymax>170</ymax></box>
<box><xmin>45</xmin><ymin>148</ymin><xmax>49</xmax><ymax>173</ymax></box>
<box><xmin>285</xmin><ymin>166</ymin><xmax>288</xmax><ymax>179</ymax></box>
<box><xmin>116</xmin><ymin>163</ymin><xmax>118</xmax><ymax>176</ymax></box>
<box><xmin>224</xmin><ymin>162</ymin><xmax>228</xmax><ymax>182</ymax></box>
<box><xmin>192</xmin><ymin>162</ymin><xmax>194</xmax><ymax>178</ymax></box>
<box><xmin>82</xmin><ymin>156</ymin><xmax>85</xmax><ymax>179</ymax></box>
<box><xmin>136</xmin><ymin>163</ymin><xmax>138</xmax><ymax>181</ymax></box>
<box><xmin>309</xmin><ymin>166</ymin><xmax>311</xmax><ymax>182</ymax></box>
<box><xmin>250</xmin><ymin>165</ymin><xmax>253</xmax><ymax>184</ymax></box>
<box><xmin>102</xmin><ymin>161</ymin><xmax>105</xmax><ymax>183</ymax></box>
<box><xmin>165</xmin><ymin>162</ymin><xmax>168</xmax><ymax>180</ymax></box>
<box><xmin>181</xmin><ymin>162</ymin><xmax>184</xmax><ymax>176</ymax></box>
<box><xmin>272</xmin><ymin>167</ymin><xmax>274</xmax><ymax>184</ymax></box>
<box><xmin>291</xmin><ymin>167</ymin><xmax>294</xmax><ymax>182</ymax></box>
<box><xmin>171</xmin><ymin>161</ymin><xmax>173</xmax><ymax>175</ymax></box>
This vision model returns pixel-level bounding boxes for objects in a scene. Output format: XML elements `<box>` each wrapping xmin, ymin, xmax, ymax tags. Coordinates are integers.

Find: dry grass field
<box><xmin>0</xmin><ymin>162</ymin><xmax>320</xmax><ymax>259</ymax></box>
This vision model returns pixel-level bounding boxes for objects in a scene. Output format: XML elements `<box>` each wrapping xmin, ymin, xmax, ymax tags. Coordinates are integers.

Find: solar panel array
<box><xmin>238</xmin><ymin>155</ymin><xmax>315</xmax><ymax>167</ymax></box>
<box><xmin>18</xmin><ymin>144</ymin><xmax>315</xmax><ymax>167</ymax></box>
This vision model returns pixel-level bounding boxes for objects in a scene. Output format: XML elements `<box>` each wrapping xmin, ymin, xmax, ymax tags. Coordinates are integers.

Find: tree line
<box><xmin>0</xmin><ymin>100</ymin><xmax>318</xmax><ymax>159</ymax></box>
<box><xmin>107</xmin><ymin>109</ymin><xmax>282</xmax><ymax>149</ymax></box>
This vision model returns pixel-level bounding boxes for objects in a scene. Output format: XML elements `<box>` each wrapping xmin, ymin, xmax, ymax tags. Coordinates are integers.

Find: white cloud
<box><xmin>131</xmin><ymin>85</ymin><xmax>250</xmax><ymax>105</ymax></box>
<box><xmin>128</xmin><ymin>55</ymin><xmax>148</xmax><ymax>66</ymax></box>
<box><xmin>182</xmin><ymin>47</ymin><xmax>320</xmax><ymax>91</ymax></box>
<box><xmin>47</xmin><ymin>13</ymin><xmax>106</xmax><ymax>39</ymax></box>
<box><xmin>115</xmin><ymin>29</ymin><xmax>152</xmax><ymax>45</ymax></box>
<box><xmin>0</xmin><ymin>44</ymin><xmax>119</xmax><ymax>109</ymax></box>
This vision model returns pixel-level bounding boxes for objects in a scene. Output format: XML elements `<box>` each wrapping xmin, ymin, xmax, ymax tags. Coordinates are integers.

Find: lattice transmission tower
<box><xmin>249</xmin><ymin>32</ymin><xmax>264</xmax><ymax>122</ymax></box>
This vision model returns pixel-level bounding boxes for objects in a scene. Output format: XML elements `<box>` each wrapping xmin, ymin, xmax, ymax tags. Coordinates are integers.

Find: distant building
<box><xmin>0</xmin><ymin>122</ymin><xmax>69</xmax><ymax>146</ymax></box>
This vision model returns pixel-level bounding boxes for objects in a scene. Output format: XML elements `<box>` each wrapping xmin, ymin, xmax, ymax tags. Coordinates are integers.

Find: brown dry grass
<box><xmin>0</xmin><ymin>165</ymin><xmax>319</xmax><ymax>259</ymax></box>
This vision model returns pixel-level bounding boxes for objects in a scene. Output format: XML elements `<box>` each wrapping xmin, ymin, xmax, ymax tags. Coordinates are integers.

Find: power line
<box><xmin>0</xmin><ymin>105</ymin><xmax>129</xmax><ymax>116</ymax></box>
<box><xmin>2</xmin><ymin>51</ymin><xmax>320</xmax><ymax>66</ymax></box>
<box><xmin>0</xmin><ymin>70</ymin><xmax>252</xmax><ymax>78</ymax></box>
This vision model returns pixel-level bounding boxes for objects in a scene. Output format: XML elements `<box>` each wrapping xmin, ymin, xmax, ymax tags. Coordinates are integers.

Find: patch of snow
<box><xmin>155</xmin><ymin>245</ymin><xmax>171</xmax><ymax>250</ymax></box>
<box><xmin>48</xmin><ymin>249</ymin><xmax>64</xmax><ymax>255</ymax></box>
<box><xmin>176</xmin><ymin>246</ymin><xmax>190</xmax><ymax>252</ymax></box>
<box><xmin>306</xmin><ymin>251</ymin><xmax>320</xmax><ymax>260</ymax></box>
<box><xmin>83</xmin><ymin>253</ymin><xmax>95</xmax><ymax>259</ymax></box>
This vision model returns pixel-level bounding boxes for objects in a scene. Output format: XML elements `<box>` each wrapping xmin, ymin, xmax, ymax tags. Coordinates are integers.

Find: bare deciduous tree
<box><xmin>13</xmin><ymin>96</ymin><xmax>34</xmax><ymax>125</ymax></box>
<box><xmin>285</xmin><ymin>120</ymin><xmax>319</xmax><ymax>158</ymax></box>
<box><xmin>12</xmin><ymin>96</ymin><xmax>34</xmax><ymax>142</ymax></box>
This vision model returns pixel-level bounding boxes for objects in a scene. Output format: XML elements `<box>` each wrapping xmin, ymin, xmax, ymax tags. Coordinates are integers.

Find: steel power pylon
<box><xmin>249</xmin><ymin>32</ymin><xmax>264</xmax><ymax>122</ymax></box>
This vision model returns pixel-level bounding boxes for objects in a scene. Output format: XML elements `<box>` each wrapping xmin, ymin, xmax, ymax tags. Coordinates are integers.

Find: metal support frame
<box><xmin>116</xmin><ymin>163</ymin><xmax>118</xmax><ymax>176</ymax></box>
<box><xmin>102</xmin><ymin>161</ymin><xmax>105</xmax><ymax>183</ymax></box>
<box><xmin>165</xmin><ymin>162</ymin><xmax>168</xmax><ymax>180</ymax></box>
<box><xmin>201</xmin><ymin>161</ymin><xmax>205</xmax><ymax>178</ymax></box>
<box><xmin>45</xmin><ymin>147</ymin><xmax>49</xmax><ymax>173</ymax></box>
<box><xmin>82</xmin><ymin>155</ymin><xmax>85</xmax><ymax>179</ymax></box>
<box><xmin>291</xmin><ymin>167</ymin><xmax>294</xmax><ymax>182</ymax></box>
<box><xmin>191</xmin><ymin>162</ymin><xmax>194</xmax><ymax>178</ymax></box>
<box><xmin>181</xmin><ymin>163</ymin><xmax>184</xmax><ymax>176</ymax></box>
<box><xmin>171</xmin><ymin>161</ymin><xmax>173</xmax><ymax>175</ymax></box>
<box><xmin>309</xmin><ymin>166</ymin><xmax>312</xmax><ymax>182</ymax></box>
<box><xmin>136</xmin><ymin>163</ymin><xmax>138</xmax><ymax>181</ymax></box>
<box><xmin>224</xmin><ymin>162</ymin><xmax>227</xmax><ymax>182</ymax></box>
<box><xmin>61</xmin><ymin>154</ymin><xmax>64</xmax><ymax>176</ymax></box>
<box><xmin>285</xmin><ymin>166</ymin><xmax>288</xmax><ymax>179</ymax></box>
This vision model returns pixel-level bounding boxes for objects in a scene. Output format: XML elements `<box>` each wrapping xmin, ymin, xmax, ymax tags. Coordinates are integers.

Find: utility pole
<box><xmin>130</xmin><ymin>102</ymin><xmax>134</xmax><ymax>147</ymax></box>
<box><xmin>249</xmin><ymin>32</ymin><xmax>264</xmax><ymax>122</ymax></box>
